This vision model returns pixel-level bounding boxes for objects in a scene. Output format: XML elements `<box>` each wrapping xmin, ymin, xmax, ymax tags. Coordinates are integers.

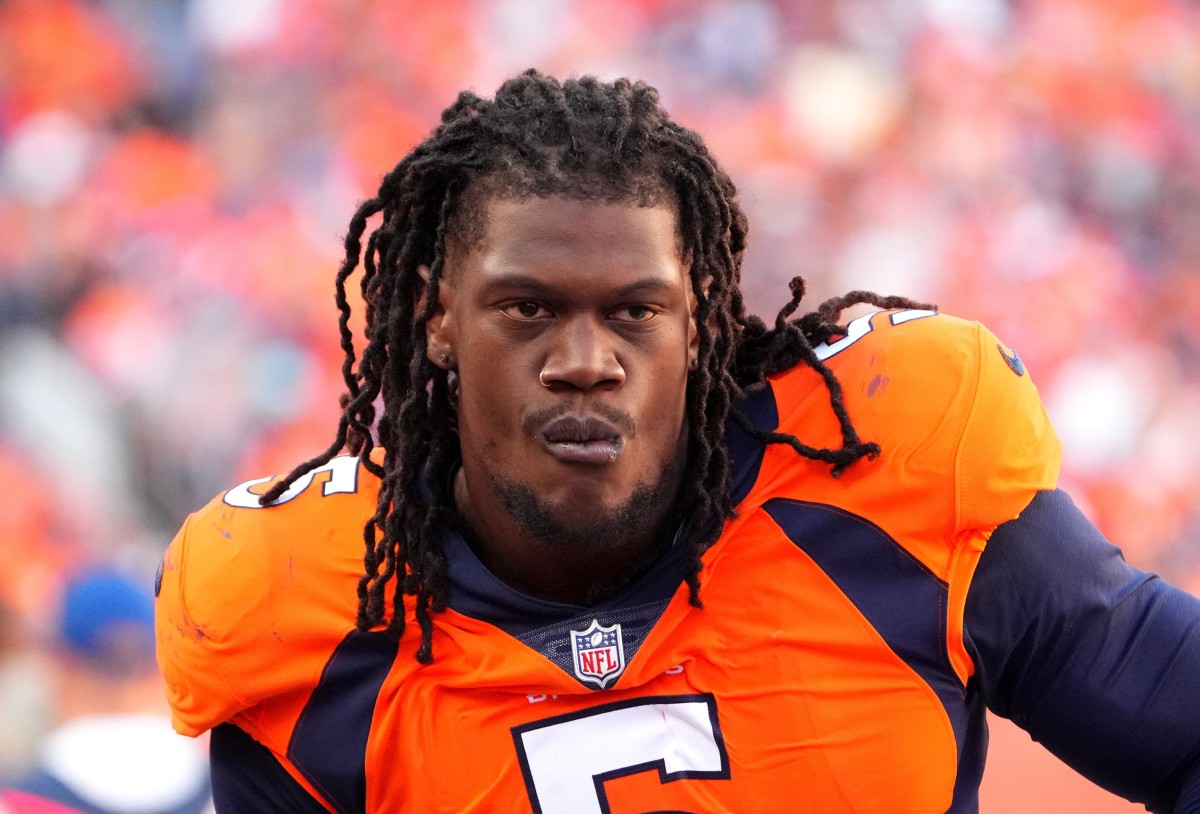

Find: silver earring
<box><xmin>439</xmin><ymin>353</ymin><xmax>451</xmax><ymax>367</ymax></box>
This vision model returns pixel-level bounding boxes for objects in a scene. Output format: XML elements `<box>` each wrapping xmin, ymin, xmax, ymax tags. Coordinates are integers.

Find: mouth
<box><xmin>540</xmin><ymin>415</ymin><xmax>625</xmax><ymax>465</ymax></box>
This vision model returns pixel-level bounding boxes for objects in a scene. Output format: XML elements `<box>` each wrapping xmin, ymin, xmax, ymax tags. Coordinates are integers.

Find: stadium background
<box><xmin>0</xmin><ymin>0</ymin><xmax>1197</xmax><ymax>810</ymax></box>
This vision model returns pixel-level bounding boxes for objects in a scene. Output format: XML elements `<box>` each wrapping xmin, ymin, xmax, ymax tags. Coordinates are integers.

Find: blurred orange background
<box><xmin>2</xmin><ymin>1</ymin><xmax>1197</xmax><ymax>809</ymax></box>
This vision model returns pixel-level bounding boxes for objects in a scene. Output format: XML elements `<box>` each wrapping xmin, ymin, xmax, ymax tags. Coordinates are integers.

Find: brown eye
<box><xmin>502</xmin><ymin>302</ymin><xmax>550</xmax><ymax>320</ymax></box>
<box><xmin>612</xmin><ymin>305</ymin><xmax>656</xmax><ymax>323</ymax></box>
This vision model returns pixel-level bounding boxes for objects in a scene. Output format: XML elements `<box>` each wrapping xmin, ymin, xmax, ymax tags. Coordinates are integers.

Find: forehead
<box><xmin>452</xmin><ymin>196</ymin><xmax>685</xmax><ymax>286</ymax></box>
<box><xmin>494</xmin><ymin>196</ymin><xmax>677</xmax><ymax>247</ymax></box>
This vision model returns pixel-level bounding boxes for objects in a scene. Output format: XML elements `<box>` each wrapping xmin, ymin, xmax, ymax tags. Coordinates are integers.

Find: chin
<box><xmin>491</xmin><ymin>475</ymin><xmax>668</xmax><ymax>552</ymax></box>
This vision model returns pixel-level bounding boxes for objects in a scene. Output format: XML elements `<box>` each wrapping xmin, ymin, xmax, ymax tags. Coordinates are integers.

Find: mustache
<box><xmin>521</xmin><ymin>402</ymin><xmax>637</xmax><ymax>438</ymax></box>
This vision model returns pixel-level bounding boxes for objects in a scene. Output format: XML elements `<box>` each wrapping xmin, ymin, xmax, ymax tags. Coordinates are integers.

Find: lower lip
<box><xmin>545</xmin><ymin>439</ymin><xmax>624</xmax><ymax>465</ymax></box>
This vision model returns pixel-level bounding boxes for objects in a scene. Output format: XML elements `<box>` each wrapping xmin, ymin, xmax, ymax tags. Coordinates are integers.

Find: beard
<box><xmin>489</xmin><ymin>480</ymin><xmax>664</xmax><ymax>552</ymax></box>
<box><xmin>487</xmin><ymin>453</ymin><xmax>685</xmax><ymax>553</ymax></box>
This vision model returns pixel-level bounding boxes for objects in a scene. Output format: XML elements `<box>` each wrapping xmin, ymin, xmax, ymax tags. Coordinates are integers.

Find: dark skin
<box><xmin>421</xmin><ymin>196</ymin><xmax>700</xmax><ymax>604</ymax></box>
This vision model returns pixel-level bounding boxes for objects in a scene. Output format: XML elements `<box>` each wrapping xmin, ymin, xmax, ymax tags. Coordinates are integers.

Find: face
<box><xmin>425</xmin><ymin>195</ymin><xmax>699</xmax><ymax>551</ymax></box>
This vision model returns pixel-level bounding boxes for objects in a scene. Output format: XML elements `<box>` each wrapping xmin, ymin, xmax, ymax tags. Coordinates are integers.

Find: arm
<box><xmin>210</xmin><ymin>723</ymin><xmax>332</xmax><ymax>814</ymax></box>
<box><xmin>965</xmin><ymin>488</ymin><xmax>1200</xmax><ymax>812</ymax></box>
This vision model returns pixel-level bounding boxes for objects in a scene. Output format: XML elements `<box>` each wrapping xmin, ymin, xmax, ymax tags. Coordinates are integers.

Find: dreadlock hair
<box><xmin>259</xmin><ymin>69</ymin><xmax>934</xmax><ymax>663</ymax></box>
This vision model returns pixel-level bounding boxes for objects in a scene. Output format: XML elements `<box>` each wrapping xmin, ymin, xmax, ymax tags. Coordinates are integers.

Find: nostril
<box><xmin>539</xmin><ymin>355</ymin><xmax>624</xmax><ymax>389</ymax></box>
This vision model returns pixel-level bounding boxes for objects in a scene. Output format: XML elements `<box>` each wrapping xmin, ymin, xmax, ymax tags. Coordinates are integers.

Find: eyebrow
<box><xmin>479</xmin><ymin>273</ymin><xmax>682</xmax><ymax>299</ymax></box>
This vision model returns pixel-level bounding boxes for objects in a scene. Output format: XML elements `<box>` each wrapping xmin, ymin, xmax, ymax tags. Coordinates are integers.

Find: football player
<box><xmin>156</xmin><ymin>70</ymin><xmax>1200</xmax><ymax>813</ymax></box>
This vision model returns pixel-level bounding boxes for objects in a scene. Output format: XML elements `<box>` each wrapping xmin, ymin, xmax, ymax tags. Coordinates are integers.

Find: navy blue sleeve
<box><xmin>965</xmin><ymin>489</ymin><xmax>1200</xmax><ymax>813</ymax></box>
<box><xmin>210</xmin><ymin>723</ymin><xmax>331</xmax><ymax>814</ymax></box>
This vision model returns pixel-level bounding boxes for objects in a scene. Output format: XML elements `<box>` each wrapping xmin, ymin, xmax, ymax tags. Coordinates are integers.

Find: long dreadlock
<box><xmin>260</xmin><ymin>70</ymin><xmax>933</xmax><ymax>663</ymax></box>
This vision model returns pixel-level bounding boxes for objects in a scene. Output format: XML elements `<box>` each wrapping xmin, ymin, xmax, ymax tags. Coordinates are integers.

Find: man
<box><xmin>3</xmin><ymin>567</ymin><xmax>211</xmax><ymax>814</ymax></box>
<box><xmin>155</xmin><ymin>70</ymin><xmax>1200</xmax><ymax>812</ymax></box>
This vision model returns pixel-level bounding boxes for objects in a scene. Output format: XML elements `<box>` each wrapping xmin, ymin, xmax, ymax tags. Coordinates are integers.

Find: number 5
<box><xmin>222</xmin><ymin>455</ymin><xmax>360</xmax><ymax>509</ymax></box>
<box><xmin>512</xmin><ymin>694</ymin><xmax>729</xmax><ymax>814</ymax></box>
<box><xmin>813</xmin><ymin>308</ymin><xmax>937</xmax><ymax>361</ymax></box>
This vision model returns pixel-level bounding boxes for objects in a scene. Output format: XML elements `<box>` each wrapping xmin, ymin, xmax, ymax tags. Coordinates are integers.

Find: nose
<box><xmin>539</xmin><ymin>315</ymin><xmax>626</xmax><ymax>391</ymax></box>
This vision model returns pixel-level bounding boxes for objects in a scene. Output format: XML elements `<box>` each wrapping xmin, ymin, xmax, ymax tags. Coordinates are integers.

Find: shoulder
<box><xmin>763</xmin><ymin>309</ymin><xmax>1061</xmax><ymax>531</ymax></box>
<box><xmin>773</xmin><ymin>308</ymin><xmax>1020</xmax><ymax>408</ymax></box>
<box><xmin>155</xmin><ymin>455</ymin><xmax>381</xmax><ymax>737</ymax></box>
<box><xmin>161</xmin><ymin>454</ymin><xmax>379</xmax><ymax>631</ymax></box>
<box><xmin>768</xmin><ymin>308</ymin><xmax>1040</xmax><ymax>445</ymax></box>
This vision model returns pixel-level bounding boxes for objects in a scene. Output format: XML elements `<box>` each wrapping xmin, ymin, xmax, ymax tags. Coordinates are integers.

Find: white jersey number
<box><xmin>813</xmin><ymin>308</ymin><xmax>937</xmax><ymax>361</ymax></box>
<box><xmin>222</xmin><ymin>455</ymin><xmax>360</xmax><ymax>509</ymax></box>
<box><xmin>512</xmin><ymin>695</ymin><xmax>729</xmax><ymax>814</ymax></box>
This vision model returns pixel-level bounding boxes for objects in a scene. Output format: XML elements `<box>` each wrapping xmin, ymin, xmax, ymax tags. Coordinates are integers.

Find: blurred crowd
<box><xmin>0</xmin><ymin>567</ymin><xmax>210</xmax><ymax>813</ymax></box>
<box><xmin>0</xmin><ymin>0</ymin><xmax>1197</xmax><ymax>810</ymax></box>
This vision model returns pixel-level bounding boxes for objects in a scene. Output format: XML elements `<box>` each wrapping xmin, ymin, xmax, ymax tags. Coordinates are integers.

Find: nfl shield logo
<box><xmin>570</xmin><ymin>619</ymin><xmax>625</xmax><ymax>689</ymax></box>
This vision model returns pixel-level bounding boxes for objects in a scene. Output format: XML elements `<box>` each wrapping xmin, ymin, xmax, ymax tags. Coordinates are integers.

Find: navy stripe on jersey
<box><xmin>726</xmin><ymin>380</ymin><xmax>777</xmax><ymax>507</ymax></box>
<box><xmin>762</xmin><ymin>500</ymin><xmax>975</xmax><ymax>784</ymax></box>
<box><xmin>763</xmin><ymin>499</ymin><xmax>960</xmax><ymax>691</ymax></box>
<box><xmin>287</xmin><ymin>630</ymin><xmax>400</xmax><ymax>814</ymax></box>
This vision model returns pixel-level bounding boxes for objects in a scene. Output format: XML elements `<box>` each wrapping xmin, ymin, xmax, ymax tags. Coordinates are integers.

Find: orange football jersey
<box><xmin>156</xmin><ymin>309</ymin><xmax>1061</xmax><ymax>813</ymax></box>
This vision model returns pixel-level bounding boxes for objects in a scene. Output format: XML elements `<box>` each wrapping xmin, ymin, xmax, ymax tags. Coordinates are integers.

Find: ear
<box><xmin>418</xmin><ymin>264</ymin><xmax>457</xmax><ymax>369</ymax></box>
